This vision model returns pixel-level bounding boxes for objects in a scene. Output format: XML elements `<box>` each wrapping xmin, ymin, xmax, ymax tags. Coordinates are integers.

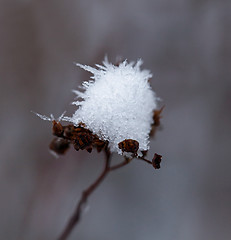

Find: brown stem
<box><xmin>109</xmin><ymin>157</ymin><xmax>132</xmax><ymax>171</ymax></box>
<box><xmin>58</xmin><ymin>150</ymin><xmax>111</xmax><ymax>240</ymax></box>
<box><xmin>137</xmin><ymin>156</ymin><xmax>152</xmax><ymax>165</ymax></box>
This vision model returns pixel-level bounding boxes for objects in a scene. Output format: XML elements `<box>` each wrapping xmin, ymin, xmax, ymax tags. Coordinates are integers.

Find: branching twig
<box><xmin>109</xmin><ymin>157</ymin><xmax>132</xmax><ymax>171</ymax></box>
<box><xmin>137</xmin><ymin>156</ymin><xmax>152</xmax><ymax>165</ymax></box>
<box><xmin>138</xmin><ymin>154</ymin><xmax>162</xmax><ymax>169</ymax></box>
<box><xmin>58</xmin><ymin>150</ymin><xmax>111</xmax><ymax>240</ymax></box>
<box><xmin>57</xmin><ymin>150</ymin><xmax>156</xmax><ymax>240</ymax></box>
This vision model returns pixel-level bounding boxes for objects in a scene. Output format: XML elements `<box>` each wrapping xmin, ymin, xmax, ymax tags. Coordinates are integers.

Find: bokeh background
<box><xmin>1</xmin><ymin>0</ymin><xmax>231</xmax><ymax>239</ymax></box>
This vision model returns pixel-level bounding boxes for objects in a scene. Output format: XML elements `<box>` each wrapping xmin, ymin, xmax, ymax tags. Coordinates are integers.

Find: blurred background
<box><xmin>0</xmin><ymin>0</ymin><xmax>231</xmax><ymax>239</ymax></box>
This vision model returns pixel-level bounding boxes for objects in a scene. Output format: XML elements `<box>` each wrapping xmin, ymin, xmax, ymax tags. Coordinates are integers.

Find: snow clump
<box><xmin>64</xmin><ymin>58</ymin><xmax>158</xmax><ymax>155</ymax></box>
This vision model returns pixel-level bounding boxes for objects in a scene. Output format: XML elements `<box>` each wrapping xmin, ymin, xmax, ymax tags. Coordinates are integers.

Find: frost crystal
<box><xmin>64</xmin><ymin>58</ymin><xmax>157</xmax><ymax>155</ymax></box>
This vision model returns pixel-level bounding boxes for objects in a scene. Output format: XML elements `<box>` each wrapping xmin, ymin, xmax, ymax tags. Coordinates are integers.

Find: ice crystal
<box><xmin>64</xmin><ymin>58</ymin><xmax>157</xmax><ymax>155</ymax></box>
<box><xmin>33</xmin><ymin>111</ymin><xmax>66</xmax><ymax>122</ymax></box>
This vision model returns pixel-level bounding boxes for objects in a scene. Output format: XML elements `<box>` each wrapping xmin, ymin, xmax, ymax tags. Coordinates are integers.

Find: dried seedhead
<box><xmin>35</xmin><ymin>58</ymin><xmax>164</xmax><ymax>240</ymax></box>
<box><xmin>153</xmin><ymin>106</ymin><xmax>164</xmax><ymax>127</ymax></box>
<box><xmin>49</xmin><ymin>137</ymin><xmax>70</xmax><ymax>155</ymax></box>
<box><xmin>52</xmin><ymin>120</ymin><xmax>64</xmax><ymax>137</ymax></box>
<box><xmin>50</xmin><ymin>121</ymin><xmax>108</xmax><ymax>155</ymax></box>
<box><xmin>49</xmin><ymin>106</ymin><xmax>163</xmax><ymax>169</ymax></box>
<box><xmin>118</xmin><ymin>139</ymin><xmax>139</xmax><ymax>157</ymax></box>
<box><xmin>150</xmin><ymin>106</ymin><xmax>164</xmax><ymax>137</ymax></box>
<box><xmin>152</xmin><ymin>153</ymin><xmax>162</xmax><ymax>169</ymax></box>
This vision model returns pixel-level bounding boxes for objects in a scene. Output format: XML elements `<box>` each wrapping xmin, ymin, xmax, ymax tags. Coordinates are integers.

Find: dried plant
<box><xmin>35</xmin><ymin>57</ymin><xmax>163</xmax><ymax>240</ymax></box>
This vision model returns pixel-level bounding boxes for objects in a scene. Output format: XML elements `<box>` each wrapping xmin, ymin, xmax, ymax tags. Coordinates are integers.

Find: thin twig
<box><xmin>109</xmin><ymin>157</ymin><xmax>132</xmax><ymax>171</ymax></box>
<box><xmin>57</xmin><ymin>153</ymin><xmax>141</xmax><ymax>239</ymax></box>
<box><xmin>58</xmin><ymin>150</ymin><xmax>111</xmax><ymax>240</ymax></box>
<box><xmin>137</xmin><ymin>156</ymin><xmax>152</xmax><ymax>165</ymax></box>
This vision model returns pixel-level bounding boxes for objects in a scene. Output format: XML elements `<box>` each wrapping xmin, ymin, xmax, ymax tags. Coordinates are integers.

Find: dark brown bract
<box><xmin>149</xmin><ymin>106</ymin><xmax>164</xmax><ymax>137</ymax></box>
<box><xmin>92</xmin><ymin>138</ymin><xmax>107</xmax><ymax>153</ymax></box>
<box><xmin>153</xmin><ymin>106</ymin><xmax>164</xmax><ymax>127</ymax></box>
<box><xmin>50</xmin><ymin>121</ymin><xmax>107</xmax><ymax>154</ymax></box>
<box><xmin>73</xmin><ymin>129</ymin><xmax>93</xmax><ymax>152</ymax></box>
<box><xmin>152</xmin><ymin>153</ymin><xmax>162</xmax><ymax>169</ymax></box>
<box><xmin>49</xmin><ymin>137</ymin><xmax>70</xmax><ymax>155</ymax></box>
<box><xmin>118</xmin><ymin>139</ymin><xmax>139</xmax><ymax>156</ymax></box>
<box><xmin>52</xmin><ymin>120</ymin><xmax>64</xmax><ymax>137</ymax></box>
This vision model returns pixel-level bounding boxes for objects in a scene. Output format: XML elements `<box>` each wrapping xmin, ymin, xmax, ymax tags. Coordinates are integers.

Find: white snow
<box><xmin>64</xmin><ymin>58</ymin><xmax>158</xmax><ymax>155</ymax></box>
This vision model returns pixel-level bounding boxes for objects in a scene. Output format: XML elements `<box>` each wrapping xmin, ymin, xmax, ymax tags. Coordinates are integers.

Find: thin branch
<box><xmin>137</xmin><ymin>156</ymin><xmax>152</xmax><ymax>165</ymax></box>
<box><xmin>57</xmin><ymin>152</ymin><xmax>153</xmax><ymax>240</ymax></box>
<box><xmin>58</xmin><ymin>150</ymin><xmax>111</xmax><ymax>240</ymax></box>
<box><xmin>109</xmin><ymin>157</ymin><xmax>132</xmax><ymax>171</ymax></box>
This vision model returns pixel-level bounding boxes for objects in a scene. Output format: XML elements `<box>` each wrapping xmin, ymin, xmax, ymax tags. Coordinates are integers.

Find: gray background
<box><xmin>0</xmin><ymin>0</ymin><xmax>231</xmax><ymax>239</ymax></box>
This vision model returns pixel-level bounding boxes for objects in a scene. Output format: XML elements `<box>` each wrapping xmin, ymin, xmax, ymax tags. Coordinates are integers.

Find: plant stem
<box><xmin>137</xmin><ymin>156</ymin><xmax>152</xmax><ymax>165</ymax></box>
<box><xmin>58</xmin><ymin>151</ymin><xmax>111</xmax><ymax>240</ymax></box>
<box><xmin>57</xmin><ymin>152</ymin><xmax>136</xmax><ymax>240</ymax></box>
<box><xmin>109</xmin><ymin>157</ymin><xmax>132</xmax><ymax>171</ymax></box>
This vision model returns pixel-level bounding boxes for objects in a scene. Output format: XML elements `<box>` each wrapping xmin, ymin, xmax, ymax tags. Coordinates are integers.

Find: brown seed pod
<box><xmin>63</xmin><ymin>125</ymin><xmax>76</xmax><ymax>139</ymax></box>
<box><xmin>141</xmin><ymin>150</ymin><xmax>148</xmax><ymax>157</ymax></box>
<box><xmin>73</xmin><ymin>129</ymin><xmax>93</xmax><ymax>151</ymax></box>
<box><xmin>118</xmin><ymin>139</ymin><xmax>139</xmax><ymax>156</ymax></box>
<box><xmin>92</xmin><ymin>138</ymin><xmax>106</xmax><ymax>152</ymax></box>
<box><xmin>149</xmin><ymin>106</ymin><xmax>164</xmax><ymax>137</ymax></box>
<box><xmin>152</xmin><ymin>153</ymin><xmax>162</xmax><ymax>169</ymax></box>
<box><xmin>49</xmin><ymin>137</ymin><xmax>70</xmax><ymax>155</ymax></box>
<box><xmin>85</xmin><ymin>146</ymin><xmax>93</xmax><ymax>153</ymax></box>
<box><xmin>153</xmin><ymin>106</ymin><xmax>164</xmax><ymax>127</ymax></box>
<box><xmin>52</xmin><ymin>120</ymin><xmax>63</xmax><ymax>137</ymax></box>
<box><xmin>50</xmin><ymin>122</ymin><xmax>109</xmax><ymax>154</ymax></box>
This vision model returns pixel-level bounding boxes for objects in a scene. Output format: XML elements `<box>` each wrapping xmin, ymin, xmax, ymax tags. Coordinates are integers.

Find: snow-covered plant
<box><xmin>66</xmin><ymin>58</ymin><xmax>156</xmax><ymax>155</ymax></box>
<box><xmin>35</xmin><ymin>57</ymin><xmax>163</xmax><ymax>240</ymax></box>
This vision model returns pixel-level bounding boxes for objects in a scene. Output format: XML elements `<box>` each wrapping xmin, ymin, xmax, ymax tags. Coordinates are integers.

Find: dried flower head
<box><xmin>35</xmin><ymin>58</ymin><xmax>160</xmax><ymax>157</ymax></box>
<box><xmin>34</xmin><ymin>57</ymin><xmax>163</xmax><ymax>240</ymax></box>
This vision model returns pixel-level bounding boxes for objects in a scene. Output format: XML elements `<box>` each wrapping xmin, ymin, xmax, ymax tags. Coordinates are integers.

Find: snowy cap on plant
<box><xmin>36</xmin><ymin>57</ymin><xmax>159</xmax><ymax>156</ymax></box>
<box><xmin>65</xmin><ymin>57</ymin><xmax>157</xmax><ymax>155</ymax></box>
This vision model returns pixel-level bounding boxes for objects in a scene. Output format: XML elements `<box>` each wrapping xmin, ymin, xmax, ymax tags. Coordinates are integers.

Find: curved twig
<box><xmin>109</xmin><ymin>157</ymin><xmax>132</xmax><ymax>171</ymax></box>
<box><xmin>58</xmin><ymin>153</ymin><xmax>154</xmax><ymax>240</ymax></box>
<box><xmin>137</xmin><ymin>156</ymin><xmax>152</xmax><ymax>165</ymax></box>
<box><xmin>58</xmin><ymin>150</ymin><xmax>111</xmax><ymax>240</ymax></box>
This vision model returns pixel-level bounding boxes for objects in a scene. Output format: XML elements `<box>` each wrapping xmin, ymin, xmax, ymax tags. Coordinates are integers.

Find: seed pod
<box><xmin>118</xmin><ymin>139</ymin><xmax>139</xmax><ymax>156</ymax></box>
<box><xmin>52</xmin><ymin>120</ymin><xmax>63</xmax><ymax>137</ymax></box>
<box><xmin>152</xmin><ymin>153</ymin><xmax>162</xmax><ymax>169</ymax></box>
<box><xmin>73</xmin><ymin>130</ymin><xmax>93</xmax><ymax>151</ymax></box>
<box><xmin>92</xmin><ymin>138</ymin><xmax>106</xmax><ymax>152</ymax></box>
<box><xmin>153</xmin><ymin>106</ymin><xmax>164</xmax><ymax>127</ymax></box>
<box><xmin>49</xmin><ymin>137</ymin><xmax>70</xmax><ymax>155</ymax></box>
